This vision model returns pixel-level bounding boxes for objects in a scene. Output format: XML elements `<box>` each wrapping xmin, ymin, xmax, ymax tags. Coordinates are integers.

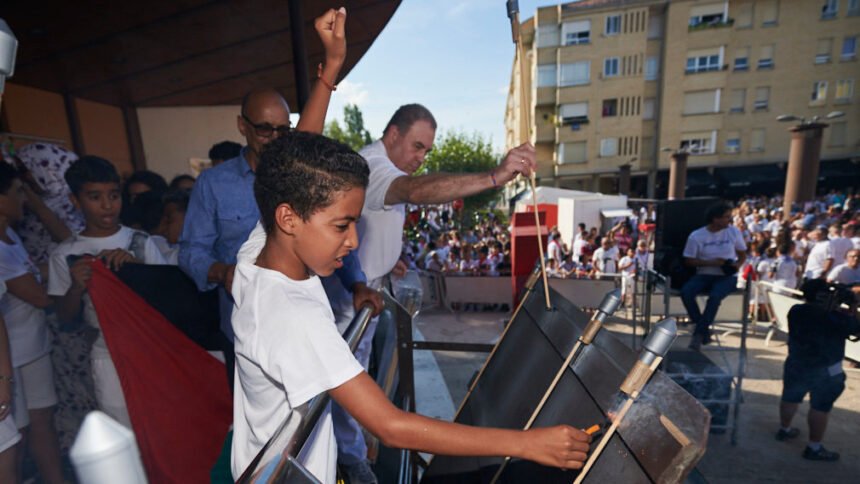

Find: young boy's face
<box><xmin>71</xmin><ymin>182</ymin><xmax>122</xmax><ymax>234</ymax></box>
<box><xmin>0</xmin><ymin>179</ymin><xmax>26</xmax><ymax>223</ymax></box>
<box><xmin>157</xmin><ymin>202</ymin><xmax>186</xmax><ymax>245</ymax></box>
<box><xmin>294</xmin><ymin>187</ymin><xmax>365</xmax><ymax>277</ymax></box>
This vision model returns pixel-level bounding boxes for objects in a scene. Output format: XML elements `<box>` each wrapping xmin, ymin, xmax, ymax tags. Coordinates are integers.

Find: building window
<box><xmin>562</xmin><ymin>20</ymin><xmax>591</xmax><ymax>45</ymax></box>
<box><xmin>603</xmin><ymin>57</ymin><xmax>620</xmax><ymax>77</ymax></box>
<box><xmin>829</xmin><ymin>122</ymin><xmax>847</xmax><ymax>146</ymax></box>
<box><xmin>729</xmin><ymin>89</ymin><xmax>746</xmax><ymax>112</ymax></box>
<box><xmin>559</xmin><ymin>102</ymin><xmax>589</xmax><ymax>124</ymax></box>
<box><xmin>683</xmin><ymin>89</ymin><xmax>721</xmax><ymax>115</ymax></box>
<box><xmin>816</xmin><ymin>38</ymin><xmax>833</xmax><ymax>63</ymax></box>
<box><xmin>600</xmin><ymin>138</ymin><xmax>619</xmax><ymax>157</ymax></box>
<box><xmin>605</xmin><ymin>15</ymin><xmax>621</xmax><ymax>35</ymax></box>
<box><xmin>734</xmin><ymin>47</ymin><xmax>750</xmax><ymax>70</ymax></box>
<box><xmin>760</xmin><ymin>0</ymin><xmax>779</xmax><ymax>26</ymax></box>
<box><xmin>602</xmin><ymin>99</ymin><xmax>618</xmax><ymax>117</ymax></box>
<box><xmin>811</xmin><ymin>81</ymin><xmax>828</xmax><ymax>104</ymax></box>
<box><xmin>680</xmin><ymin>131</ymin><xmax>716</xmax><ymax>155</ymax></box>
<box><xmin>735</xmin><ymin>3</ymin><xmax>753</xmax><ymax>27</ymax></box>
<box><xmin>645</xmin><ymin>57</ymin><xmax>659</xmax><ymax>80</ymax></box>
<box><xmin>842</xmin><ymin>36</ymin><xmax>857</xmax><ymax>59</ymax></box>
<box><xmin>537</xmin><ymin>64</ymin><xmax>557</xmax><ymax>87</ymax></box>
<box><xmin>725</xmin><ymin>137</ymin><xmax>741</xmax><ymax>153</ymax></box>
<box><xmin>849</xmin><ymin>0</ymin><xmax>860</xmax><ymax>15</ymax></box>
<box><xmin>754</xmin><ymin>87</ymin><xmax>770</xmax><ymax>110</ymax></box>
<box><xmin>822</xmin><ymin>0</ymin><xmax>839</xmax><ymax>19</ymax></box>
<box><xmin>750</xmin><ymin>128</ymin><xmax>766</xmax><ymax>152</ymax></box>
<box><xmin>560</xmin><ymin>61</ymin><xmax>590</xmax><ymax>86</ymax></box>
<box><xmin>689</xmin><ymin>3</ymin><xmax>726</xmax><ymax>27</ymax></box>
<box><xmin>835</xmin><ymin>79</ymin><xmax>855</xmax><ymax>101</ymax></box>
<box><xmin>536</xmin><ymin>25</ymin><xmax>560</xmax><ymax>48</ymax></box>
<box><xmin>558</xmin><ymin>142</ymin><xmax>587</xmax><ymax>164</ymax></box>
<box><xmin>686</xmin><ymin>47</ymin><xmax>722</xmax><ymax>73</ymax></box>
<box><xmin>643</xmin><ymin>98</ymin><xmax>656</xmax><ymax>120</ymax></box>
<box><xmin>758</xmin><ymin>45</ymin><xmax>775</xmax><ymax>69</ymax></box>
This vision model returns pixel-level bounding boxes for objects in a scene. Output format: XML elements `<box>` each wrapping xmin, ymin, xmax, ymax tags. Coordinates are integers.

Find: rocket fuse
<box><xmin>620</xmin><ymin>317</ymin><xmax>677</xmax><ymax>398</ymax></box>
<box><xmin>579</xmin><ymin>289</ymin><xmax>622</xmax><ymax>345</ymax></box>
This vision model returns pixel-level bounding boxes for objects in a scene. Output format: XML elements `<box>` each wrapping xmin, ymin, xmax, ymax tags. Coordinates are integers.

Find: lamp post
<box><xmin>777</xmin><ymin>112</ymin><xmax>844</xmax><ymax>215</ymax></box>
<box><xmin>661</xmin><ymin>147</ymin><xmax>690</xmax><ymax>200</ymax></box>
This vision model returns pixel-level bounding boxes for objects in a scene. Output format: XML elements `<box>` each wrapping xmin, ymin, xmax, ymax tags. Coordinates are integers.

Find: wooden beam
<box><xmin>63</xmin><ymin>93</ymin><xmax>86</xmax><ymax>155</ymax></box>
<box><xmin>122</xmin><ymin>106</ymin><xmax>147</xmax><ymax>171</ymax></box>
<box><xmin>288</xmin><ymin>0</ymin><xmax>310</xmax><ymax>112</ymax></box>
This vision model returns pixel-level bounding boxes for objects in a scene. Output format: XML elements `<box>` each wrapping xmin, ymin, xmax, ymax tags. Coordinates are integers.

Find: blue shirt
<box><xmin>178</xmin><ymin>149</ymin><xmax>366</xmax><ymax>341</ymax></box>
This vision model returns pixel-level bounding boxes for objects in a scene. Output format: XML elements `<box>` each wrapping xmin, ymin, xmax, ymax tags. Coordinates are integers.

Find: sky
<box><xmin>325</xmin><ymin>0</ymin><xmax>557</xmax><ymax>153</ymax></box>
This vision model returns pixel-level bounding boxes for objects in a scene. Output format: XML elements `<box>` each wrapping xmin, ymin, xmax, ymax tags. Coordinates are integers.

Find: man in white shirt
<box><xmin>805</xmin><ymin>228</ymin><xmax>834</xmax><ymax>280</ymax></box>
<box><xmin>828</xmin><ymin>224</ymin><xmax>853</xmax><ymax>266</ymax></box>
<box><xmin>547</xmin><ymin>234</ymin><xmax>563</xmax><ymax>262</ymax></box>
<box><xmin>323</xmin><ymin>104</ymin><xmax>537</xmax><ymax>481</ymax></box>
<box><xmin>592</xmin><ymin>237</ymin><xmax>619</xmax><ymax>276</ymax></box>
<box><xmin>681</xmin><ymin>203</ymin><xmax>747</xmax><ymax>350</ymax></box>
<box><xmin>827</xmin><ymin>249</ymin><xmax>860</xmax><ymax>289</ymax></box>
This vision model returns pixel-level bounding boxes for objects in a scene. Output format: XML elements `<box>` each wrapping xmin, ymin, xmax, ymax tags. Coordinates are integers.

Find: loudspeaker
<box><xmin>653</xmin><ymin>198</ymin><xmax>719</xmax><ymax>289</ymax></box>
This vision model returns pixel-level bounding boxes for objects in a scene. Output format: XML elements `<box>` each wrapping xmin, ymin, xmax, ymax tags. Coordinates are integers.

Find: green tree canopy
<box><xmin>420</xmin><ymin>131</ymin><xmax>502</xmax><ymax>221</ymax></box>
<box><xmin>324</xmin><ymin>104</ymin><xmax>374</xmax><ymax>151</ymax></box>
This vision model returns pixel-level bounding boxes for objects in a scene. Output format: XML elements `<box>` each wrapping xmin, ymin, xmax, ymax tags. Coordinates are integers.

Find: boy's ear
<box><xmin>273</xmin><ymin>203</ymin><xmax>300</xmax><ymax>235</ymax></box>
<box><xmin>68</xmin><ymin>193</ymin><xmax>81</xmax><ymax>211</ymax></box>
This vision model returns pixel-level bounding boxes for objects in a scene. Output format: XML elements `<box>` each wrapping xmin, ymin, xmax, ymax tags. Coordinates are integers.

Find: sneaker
<box><xmin>775</xmin><ymin>427</ymin><xmax>800</xmax><ymax>441</ymax></box>
<box><xmin>803</xmin><ymin>446</ymin><xmax>840</xmax><ymax>461</ymax></box>
<box><xmin>343</xmin><ymin>460</ymin><xmax>379</xmax><ymax>484</ymax></box>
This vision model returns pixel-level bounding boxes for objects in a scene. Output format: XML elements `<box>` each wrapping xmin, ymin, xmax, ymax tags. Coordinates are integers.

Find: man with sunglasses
<box><xmin>179</xmin><ymin>8</ymin><xmax>382</xmax><ymax>375</ymax></box>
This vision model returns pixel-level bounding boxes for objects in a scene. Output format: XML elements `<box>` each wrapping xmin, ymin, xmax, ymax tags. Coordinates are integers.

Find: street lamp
<box><xmin>776</xmin><ymin>112</ymin><xmax>842</xmax><ymax>215</ymax></box>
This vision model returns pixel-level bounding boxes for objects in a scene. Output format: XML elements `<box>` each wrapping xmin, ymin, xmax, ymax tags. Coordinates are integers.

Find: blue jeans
<box><xmin>680</xmin><ymin>274</ymin><xmax>737</xmax><ymax>336</ymax></box>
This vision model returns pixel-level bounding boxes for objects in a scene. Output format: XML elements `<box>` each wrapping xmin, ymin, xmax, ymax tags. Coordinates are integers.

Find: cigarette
<box><xmin>584</xmin><ymin>424</ymin><xmax>601</xmax><ymax>435</ymax></box>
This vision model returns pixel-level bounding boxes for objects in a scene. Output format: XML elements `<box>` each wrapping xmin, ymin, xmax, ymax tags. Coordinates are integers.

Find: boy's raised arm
<box><xmin>294</xmin><ymin>8</ymin><xmax>347</xmax><ymax>134</ymax></box>
<box><xmin>329</xmin><ymin>372</ymin><xmax>591</xmax><ymax>470</ymax></box>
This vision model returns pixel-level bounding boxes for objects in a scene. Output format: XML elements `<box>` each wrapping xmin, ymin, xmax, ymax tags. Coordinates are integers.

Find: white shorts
<box><xmin>12</xmin><ymin>353</ymin><xmax>59</xmax><ymax>430</ymax></box>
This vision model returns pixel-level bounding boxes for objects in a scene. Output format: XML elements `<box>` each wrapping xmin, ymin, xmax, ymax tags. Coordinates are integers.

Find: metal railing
<box><xmin>236</xmin><ymin>304</ymin><xmax>376</xmax><ymax>483</ymax></box>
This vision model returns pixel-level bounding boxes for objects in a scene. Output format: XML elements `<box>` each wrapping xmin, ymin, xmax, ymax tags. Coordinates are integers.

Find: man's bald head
<box><xmin>237</xmin><ymin>88</ymin><xmax>292</xmax><ymax>169</ymax></box>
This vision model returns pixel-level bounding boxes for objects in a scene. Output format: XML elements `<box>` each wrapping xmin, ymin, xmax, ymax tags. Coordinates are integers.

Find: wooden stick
<box><xmin>490</xmin><ymin>339</ymin><xmax>584</xmax><ymax>483</ymax></box>
<box><xmin>572</xmin><ymin>357</ymin><xmax>663</xmax><ymax>484</ymax></box>
<box><xmin>528</xmin><ymin>172</ymin><xmax>551</xmax><ymax>310</ymax></box>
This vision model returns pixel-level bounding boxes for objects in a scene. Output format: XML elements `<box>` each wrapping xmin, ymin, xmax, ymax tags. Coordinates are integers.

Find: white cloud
<box><xmin>335</xmin><ymin>80</ymin><xmax>369</xmax><ymax>106</ymax></box>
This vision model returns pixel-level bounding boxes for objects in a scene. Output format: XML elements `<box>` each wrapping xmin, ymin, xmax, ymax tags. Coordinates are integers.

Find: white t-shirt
<box><xmin>804</xmin><ymin>240</ymin><xmax>832</xmax><ymax>279</ymax></box>
<box><xmin>572</xmin><ymin>239</ymin><xmax>585</xmax><ymax>258</ymax></box>
<box><xmin>592</xmin><ymin>246</ymin><xmax>619</xmax><ymax>274</ymax></box>
<box><xmin>47</xmin><ymin>226</ymin><xmax>166</xmax><ymax>350</ymax></box>
<box><xmin>828</xmin><ymin>236</ymin><xmax>853</xmax><ymax>265</ymax></box>
<box><xmin>230</xmin><ymin>224</ymin><xmax>363</xmax><ymax>481</ymax></box>
<box><xmin>547</xmin><ymin>240</ymin><xmax>562</xmax><ymax>261</ymax></box>
<box><xmin>851</xmin><ymin>236</ymin><xmax>860</xmax><ymax>250</ymax></box>
<box><xmin>683</xmin><ymin>226</ymin><xmax>747</xmax><ymax>276</ymax></box>
<box><xmin>619</xmin><ymin>255</ymin><xmax>635</xmax><ymax>275</ymax></box>
<box><xmin>772</xmin><ymin>256</ymin><xmax>798</xmax><ymax>290</ymax></box>
<box><xmin>0</xmin><ymin>228</ymin><xmax>49</xmax><ymax>367</ymax></box>
<box><xmin>827</xmin><ymin>263</ymin><xmax>860</xmax><ymax>285</ymax></box>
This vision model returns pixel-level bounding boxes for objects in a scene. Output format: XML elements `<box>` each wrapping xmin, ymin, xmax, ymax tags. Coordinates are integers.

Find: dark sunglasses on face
<box><xmin>242</xmin><ymin>114</ymin><xmax>291</xmax><ymax>138</ymax></box>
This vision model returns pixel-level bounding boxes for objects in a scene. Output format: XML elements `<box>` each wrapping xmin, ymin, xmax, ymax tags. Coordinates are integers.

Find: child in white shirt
<box><xmin>47</xmin><ymin>156</ymin><xmax>166</xmax><ymax>428</ymax></box>
<box><xmin>230</xmin><ymin>132</ymin><xmax>590</xmax><ymax>481</ymax></box>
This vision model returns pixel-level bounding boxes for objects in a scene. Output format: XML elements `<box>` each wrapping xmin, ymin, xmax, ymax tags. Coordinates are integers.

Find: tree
<box><xmin>324</xmin><ymin>104</ymin><xmax>374</xmax><ymax>151</ymax></box>
<box><xmin>420</xmin><ymin>131</ymin><xmax>502</xmax><ymax>224</ymax></box>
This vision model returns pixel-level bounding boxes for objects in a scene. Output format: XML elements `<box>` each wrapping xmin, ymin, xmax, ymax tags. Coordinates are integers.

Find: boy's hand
<box><xmin>521</xmin><ymin>425</ymin><xmax>590</xmax><ymax>470</ymax></box>
<box><xmin>97</xmin><ymin>249</ymin><xmax>138</xmax><ymax>271</ymax></box>
<box><xmin>315</xmin><ymin>7</ymin><xmax>347</xmax><ymax>67</ymax></box>
<box><xmin>70</xmin><ymin>257</ymin><xmax>94</xmax><ymax>290</ymax></box>
<box><xmin>352</xmin><ymin>282</ymin><xmax>384</xmax><ymax>316</ymax></box>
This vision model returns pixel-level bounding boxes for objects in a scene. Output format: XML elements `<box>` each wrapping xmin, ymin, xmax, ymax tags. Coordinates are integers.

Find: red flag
<box><xmin>87</xmin><ymin>261</ymin><xmax>232</xmax><ymax>483</ymax></box>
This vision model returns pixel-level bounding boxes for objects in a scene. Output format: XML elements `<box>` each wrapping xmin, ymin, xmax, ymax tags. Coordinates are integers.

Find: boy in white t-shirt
<box><xmin>47</xmin><ymin>156</ymin><xmax>166</xmax><ymax>429</ymax></box>
<box><xmin>681</xmin><ymin>203</ymin><xmax>747</xmax><ymax>350</ymax></box>
<box><xmin>230</xmin><ymin>133</ymin><xmax>590</xmax><ymax>481</ymax></box>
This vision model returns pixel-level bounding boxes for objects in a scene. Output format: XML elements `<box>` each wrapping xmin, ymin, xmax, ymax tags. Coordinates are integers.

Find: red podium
<box><xmin>510</xmin><ymin>211</ymin><xmax>547</xmax><ymax>305</ymax></box>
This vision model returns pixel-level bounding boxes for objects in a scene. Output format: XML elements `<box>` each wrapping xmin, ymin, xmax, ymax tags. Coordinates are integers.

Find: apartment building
<box><xmin>505</xmin><ymin>0</ymin><xmax>860</xmax><ymax>197</ymax></box>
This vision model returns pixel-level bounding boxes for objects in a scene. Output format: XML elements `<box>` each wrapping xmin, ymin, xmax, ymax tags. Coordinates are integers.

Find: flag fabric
<box><xmin>87</xmin><ymin>261</ymin><xmax>232</xmax><ymax>483</ymax></box>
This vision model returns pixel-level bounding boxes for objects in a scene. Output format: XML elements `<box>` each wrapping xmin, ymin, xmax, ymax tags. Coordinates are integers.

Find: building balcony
<box><xmin>688</xmin><ymin>18</ymin><xmax>734</xmax><ymax>32</ymax></box>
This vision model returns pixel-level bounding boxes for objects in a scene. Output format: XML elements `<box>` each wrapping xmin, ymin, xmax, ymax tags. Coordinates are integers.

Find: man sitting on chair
<box><xmin>681</xmin><ymin>202</ymin><xmax>747</xmax><ymax>350</ymax></box>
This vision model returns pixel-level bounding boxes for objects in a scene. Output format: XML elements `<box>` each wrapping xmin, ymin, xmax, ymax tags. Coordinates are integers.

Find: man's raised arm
<box><xmin>384</xmin><ymin>143</ymin><xmax>536</xmax><ymax>206</ymax></box>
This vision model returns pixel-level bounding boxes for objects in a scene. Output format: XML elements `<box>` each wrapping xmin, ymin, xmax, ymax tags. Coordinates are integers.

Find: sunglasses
<box><xmin>242</xmin><ymin>114</ymin><xmax>291</xmax><ymax>138</ymax></box>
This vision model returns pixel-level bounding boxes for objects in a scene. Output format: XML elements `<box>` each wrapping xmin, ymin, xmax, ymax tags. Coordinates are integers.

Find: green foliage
<box><xmin>420</xmin><ymin>131</ymin><xmax>502</xmax><ymax>224</ymax></box>
<box><xmin>324</xmin><ymin>104</ymin><xmax>374</xmax><ymax>151</ymax></box>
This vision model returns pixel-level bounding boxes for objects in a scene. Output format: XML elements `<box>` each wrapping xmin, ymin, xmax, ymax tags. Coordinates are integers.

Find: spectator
<box><xmin>828</xmin><ymin>224</ymin><xmax>852</xmax><ymax>266</ymax></box>
<box><xmin>592</xmin><ymin>237</ymin><xmax>619</xmax><ymax>276</ymax></box>
<box><xmin>826</xmin><ymin>249</ymin><xmax>860</xmax><ymax>288</ymax></box>
<box><xmin>168</xmin><ymin>174</ymin><xmax>195</xmax><ymax>191</ymax></box>
<box><xmin>207</xmin><ymin>141</ymin><xmax>242</xmax><ymax>167</ymax></box>
<box><xmin>771</xmin><ymin>243</ymin><xmax>799</xmax><ymax>294</ymax></box>
<box><xmin>804</xmin><ymin>228</ymin><xmax>833</xmax><ymax>280</ymax></box>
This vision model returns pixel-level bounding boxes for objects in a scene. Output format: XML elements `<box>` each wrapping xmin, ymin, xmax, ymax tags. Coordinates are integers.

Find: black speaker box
<box><xmin>654</xmin><ymin>198</ymin><xmax>719</xmax><ymax>289</ymax></box>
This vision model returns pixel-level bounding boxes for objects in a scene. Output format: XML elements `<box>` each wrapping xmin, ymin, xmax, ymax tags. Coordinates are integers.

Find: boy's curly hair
<box><xmin>255</xmin><ymin>132</ymin><xmax>369</xmax><ymax>232</ymax></box>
